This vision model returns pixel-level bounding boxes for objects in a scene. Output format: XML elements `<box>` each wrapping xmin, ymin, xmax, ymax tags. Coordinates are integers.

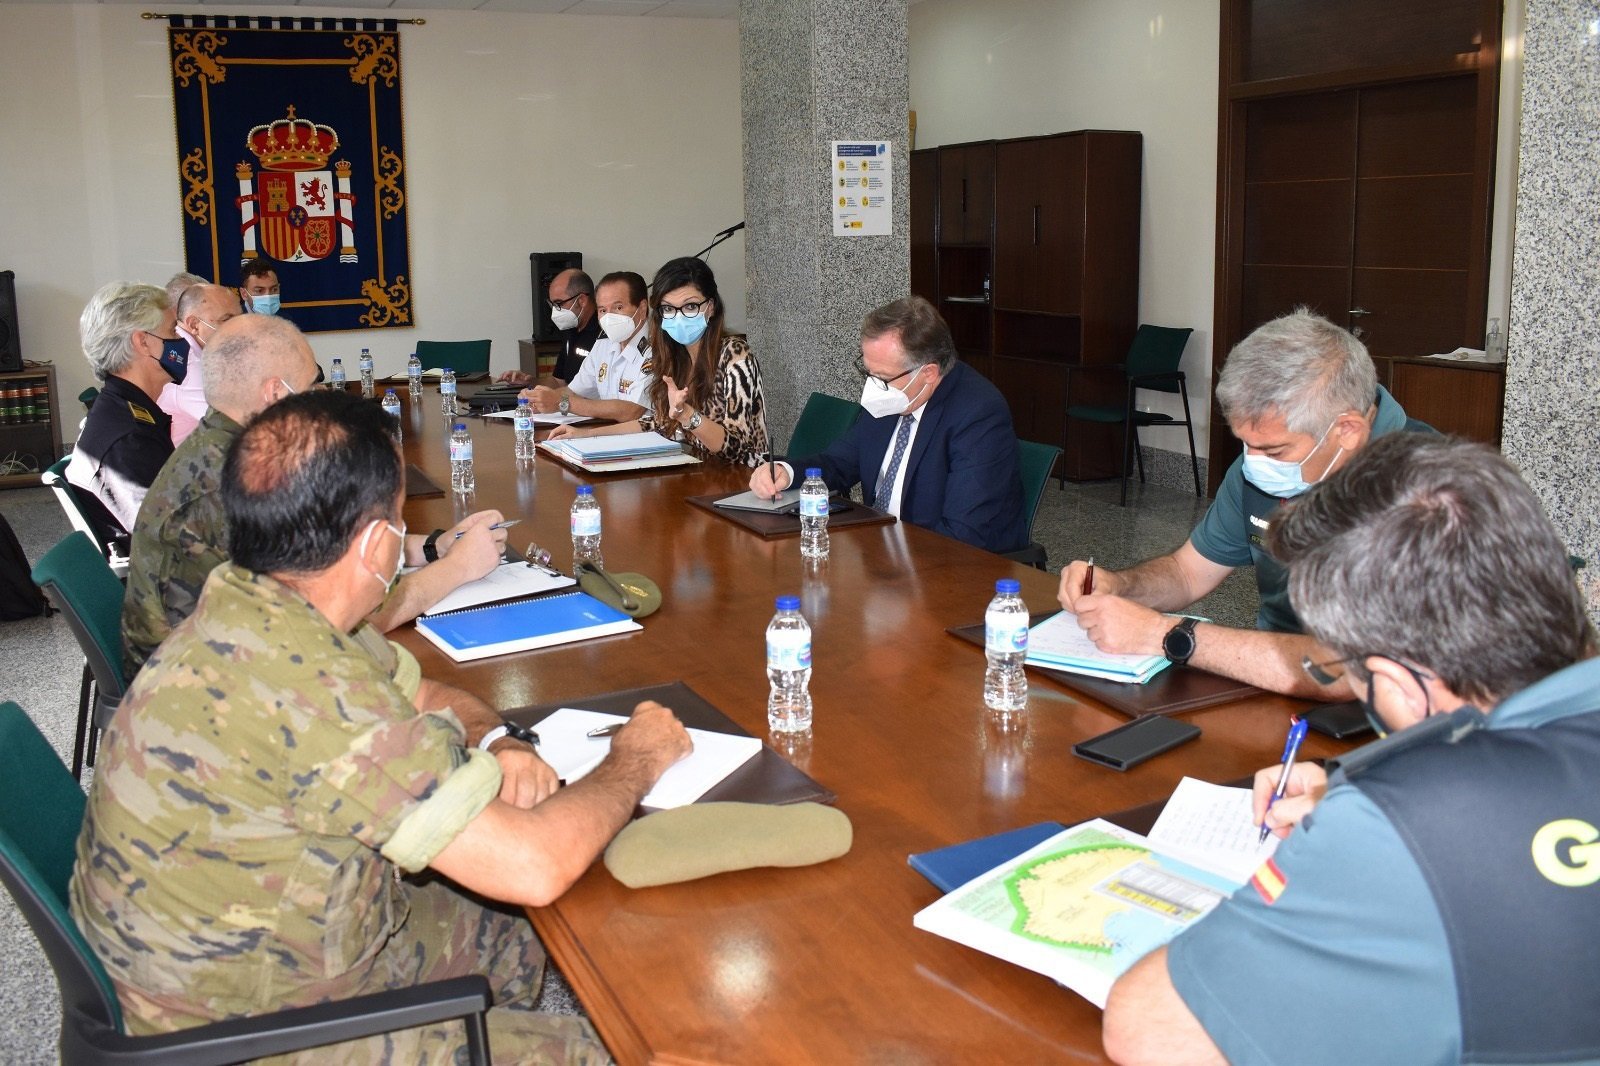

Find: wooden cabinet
<box><xmin>0</xmin><ymin>364</ymin><xmax>64</xmax><ymax>489</ymax></box>
<box><xmin>912</xmin><ymin>131</ymin><xmax>1142</xmax><ymax>481</ymax></box>
<box><xmin>1376</xmin><ymin>356</ymin><xmax>1503</xmax><ymax>444</ymax></box>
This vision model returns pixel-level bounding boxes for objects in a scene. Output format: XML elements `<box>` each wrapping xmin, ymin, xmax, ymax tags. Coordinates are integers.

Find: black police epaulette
<box><xmin>1326</xmin><ymin>705</ymin><xmax>1487</xmax><ymax>785</ymax></box>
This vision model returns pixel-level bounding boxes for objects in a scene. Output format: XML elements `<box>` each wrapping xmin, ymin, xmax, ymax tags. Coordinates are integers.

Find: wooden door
<box><xmin>992</xmin><ymin>139</ymin><xmax>1041</xmax><ymax>309</ymax></box>
<box><xmin>994</xmin><ymin>136</ymin><xmax>1086</xmax><ymax>315</ymax></box>
<box><xmin>910</xmin><ymin>149</ymin><xmax>938</xmax><ymax>301</ymax></box>
<box><xmin>937</xmin><ymin>144</ymin><xmax>994</xmax><ymax>247</ymax></box>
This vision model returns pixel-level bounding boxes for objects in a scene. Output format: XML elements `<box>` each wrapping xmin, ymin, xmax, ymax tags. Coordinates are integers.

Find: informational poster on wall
<box><xmin>831</xmin><ymin>141</ymin><xmax>893</xmax><ymax>237</ymax></box>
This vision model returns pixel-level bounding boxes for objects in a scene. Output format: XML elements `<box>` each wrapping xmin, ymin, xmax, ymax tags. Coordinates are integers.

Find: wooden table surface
<box><xmin>391</xmin><ymin>392</ymin><xmax>1348</xmax><ymax>1065</ymax></box>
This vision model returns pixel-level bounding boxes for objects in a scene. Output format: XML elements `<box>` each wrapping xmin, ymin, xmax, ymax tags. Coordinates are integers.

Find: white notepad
<box><xmin>531</xmin><ymin>707</ymin><xmax>761</xmax><ymax>809</ymax></box>
<box><xmin>421</xmin><ymin>561</ymin><xmax>575</xmax><ymax>617</ymax></box>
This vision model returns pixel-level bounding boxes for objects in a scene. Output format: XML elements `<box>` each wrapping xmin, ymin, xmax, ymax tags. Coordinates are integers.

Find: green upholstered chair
<box><xmin>41</xmin><ymin>457</ymin><xmax>127</xmax><ymax>577</ymax></box>
<box><xmin>785</xmin><ymin>392</ymin><xmax>861</xmax><ymax>460</ymax></box>
<box><xmin>1061</xmin><ymin>325</ymin><xmax>1201</xmax><ymax>506</ymax></box>
<box><xmin>0</xmin><ymin>700</ymin><xmax>495</xmax><ymax>1064</ymax></box>
<box><xmin>1000</xmin><ymin>440</ymin><xmax>1063</xmax><ymax>570</ymax></box>
<box><xmin>31</xmin><ymin>532</ymin><xmax>127</xmax><ymax>779</ymax></box>
<box><xmin>415</xmin><ymin>339</ymin><xmax>492</xmax><ymax>376</ymax></box>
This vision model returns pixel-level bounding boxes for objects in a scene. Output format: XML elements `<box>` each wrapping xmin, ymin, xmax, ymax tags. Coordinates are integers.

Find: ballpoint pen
<box><xmin>1082</xmin><ymin>557</ymin><xmax>1095</xmax><ymax>596</ymax></box>
<box><xmin>455</xmin><ymin>519</ymin><xmax>521</xmax><ymax>539</ymax></box>
<box><xmin>1259</xmin><ymin>714</ymin><xmax>1309</xmax><ymax>843</ymax></box>
<box><xmin>587</xmin><ymin>722</ymin><xmax>625</xmax><ymax>739</ymax></box>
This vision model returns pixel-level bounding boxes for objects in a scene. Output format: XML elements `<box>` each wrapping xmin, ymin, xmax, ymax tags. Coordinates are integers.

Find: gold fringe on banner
<box><xmin>144</xmin><ymin>13</ymin><xmax>426</xmax><ymax>25</ymax></box>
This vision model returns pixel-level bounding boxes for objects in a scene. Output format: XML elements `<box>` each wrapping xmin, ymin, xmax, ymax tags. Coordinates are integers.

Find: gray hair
<box><xmin>1268</xmin><ymin>434</ymin><xmax>1591</xmax><ymax>705</ymax></box>
<box><xmin>1215</xmin><ymin>309</ymin><xmax>1377</xmax><ymax>435</ymax></box>
<box><xmin>166</xmin><ymin>271</ymin><xmax>207</xmax><ymax>308</ymax></box>
<box><xmin>203</xmin><ymin>315</ymin><xmax>311</xmax><ymax>415</ymax></box>
<box><xmin>79</xmin><ymin>281</ymin><xmax>168</xmax><ymax>380</ymax></box>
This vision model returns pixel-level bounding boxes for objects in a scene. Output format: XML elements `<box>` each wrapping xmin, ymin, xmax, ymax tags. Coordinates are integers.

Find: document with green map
<box><xmin>912</xmin><ymin>819</ymin><xmax>1241</xmax><ymax>1008</ymax></box>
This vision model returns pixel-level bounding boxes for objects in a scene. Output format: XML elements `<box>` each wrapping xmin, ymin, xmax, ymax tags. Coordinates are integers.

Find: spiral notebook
<box><xmin>414</xmin><ymin>589</ymin><xmax>641</xmax><ymax>662</ymax></box>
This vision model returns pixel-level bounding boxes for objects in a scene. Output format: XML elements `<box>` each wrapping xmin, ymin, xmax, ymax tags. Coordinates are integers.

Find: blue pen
<box><xmin>1259</xmin><ymin>715</ymin><xmax>1309</xmax><ymax>843</ymax></box>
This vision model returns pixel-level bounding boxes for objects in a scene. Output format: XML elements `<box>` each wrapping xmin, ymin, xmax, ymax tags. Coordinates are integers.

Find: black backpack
<box><xmin>0</xmin><ymin>512</ymin><xmax>47</xmax><ymax>621</ymax></box>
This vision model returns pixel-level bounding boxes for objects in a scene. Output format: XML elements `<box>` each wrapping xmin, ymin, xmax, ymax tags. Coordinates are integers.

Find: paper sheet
<box><xmin>531</xmin><ymin>708</ymin><xmax>761</xmax><ymax>809</ymax></box>
<box><xmin>1148</xmin><ymin>776</ymin><xmax>1279</xmax><ymax>884</ymax></box>
<box><xmin>482</xmin><ymin>409</ymin><xmax>589</xmax><ymax>425</ymax></box>
<box><xmin>421</xmin><ymin>561</ymin><xmax>574</xmax><ymax>616</ymax></box>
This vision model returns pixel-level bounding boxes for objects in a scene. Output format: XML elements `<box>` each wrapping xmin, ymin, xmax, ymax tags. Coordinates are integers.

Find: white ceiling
<box><xmin>0</xmin><ymin>0</ymin><xmax>741</xmax><ymax>15</ymax></box>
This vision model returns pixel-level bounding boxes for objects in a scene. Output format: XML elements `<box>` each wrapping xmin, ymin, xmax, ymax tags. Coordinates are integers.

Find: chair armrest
<box><xmin>1127</xmin><ymin>370</ymin><xmax>1185</xmax><ymax>386</ymax></box>
<box><xmin>79</xmin><ymin>975</ymin><xmax>493</xmax><ymax>1066</ymax></box>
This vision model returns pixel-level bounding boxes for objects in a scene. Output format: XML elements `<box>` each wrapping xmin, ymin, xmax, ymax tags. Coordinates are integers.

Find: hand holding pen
<box><xmin>1258</xmin><ymin>715</ymin><xmax>1310</xmax><ymax>843</ymax></box>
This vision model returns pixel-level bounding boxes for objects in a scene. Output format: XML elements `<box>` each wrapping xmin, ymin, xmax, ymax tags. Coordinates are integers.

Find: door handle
<box><xmin>962</xmin><ymin>178</ymin><xmax>968</xmax><ymax>213</ymax></box>
<box><xmin>1032</xmin><ymin>205</ymin><xmax>1040</xmax><ymax>245</ymax></box>
<box><xmin>1348</xmin><ymin>307</ymin><xmax>1371</xmax><ymax>316</ymax></box>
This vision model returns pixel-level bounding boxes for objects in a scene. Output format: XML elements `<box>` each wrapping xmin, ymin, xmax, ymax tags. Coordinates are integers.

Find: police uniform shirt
<box><xmin>568</xmin><ymin>331</ymin><xmax>653</xmax><ymax>405</ymax></box>
<box><xmin>1188</xmin><ymin>385</ymin><xmax>1415</xmax><ymax>633</ymax></box>
<box><xmin>553</xmin><ymin>315</ymin><xmax>604</xmax><ymax>384</ymax></box>
<box><xmin>66</xmin><ymin>373</ymin><xmax>175</xmax><ymax>538</ymax></box>
<box><xmin>1166</xmin><ymin>656</ymin><xmax>1600</xmax><ymax>1065</ymax></box>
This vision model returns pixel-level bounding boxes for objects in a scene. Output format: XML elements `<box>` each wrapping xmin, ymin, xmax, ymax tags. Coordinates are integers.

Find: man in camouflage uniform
<box><xmin>74</xmin><ymin>390</ymin><xmax>692</xmax><ymax>1063</ymax></box>
<box><xmin>121</xmin><ymin>314</ymin><xmax>509</xmax><ymax>676</ymax></box>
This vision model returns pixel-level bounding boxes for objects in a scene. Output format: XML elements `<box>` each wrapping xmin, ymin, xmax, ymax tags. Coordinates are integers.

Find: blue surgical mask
<box><xmin>250</xmin><ymin>294</ymin><xmax>281</xmax><ymax>316</ymax></box>
<box><xmin>145</xmin><ymin>332</ymin><xmax>190</xmax><ymax>384</ymax></box>
<box><xmin>1241</xmin><ymin>420</ymin><xmax>1341</xmax><ymax>499</ymax></box>
<box><xmin>661</xmin><ymin>313</ymin><xmax>709</xmax><ymax>347</ymax></box>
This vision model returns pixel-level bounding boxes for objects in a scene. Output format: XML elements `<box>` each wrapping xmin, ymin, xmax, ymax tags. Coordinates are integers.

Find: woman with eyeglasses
<box><xmin>547</xmin><ymin>257</ymin><xmax>768</xmax><ymax>466</ymax></box>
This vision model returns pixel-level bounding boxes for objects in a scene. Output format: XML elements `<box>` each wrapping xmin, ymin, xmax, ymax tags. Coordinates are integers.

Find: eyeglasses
<box><xmin>1300</xmin><ymin>653</ymin><xmax>1363</xmax><ymax>687</ymax></box>
<box><xmin>854</xmin><ymin>355</ymin><xmax>919</xmax><ymax>392</ymax></box>
<box><xmin>549</xmin><ymin>293</ymin><xmax>585</xmax><ymax>311</ymax></box>
<box><xmin>657</xmin><ymin>298</ymin><xmax>712</xmax><ymax>321</ymax></box>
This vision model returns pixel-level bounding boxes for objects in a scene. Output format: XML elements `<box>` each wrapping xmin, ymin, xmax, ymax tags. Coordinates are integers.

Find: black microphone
<box><xmin>715</xmin><ymin>221</ymin><xmax>746</xmax><ymax>238</ymax></box>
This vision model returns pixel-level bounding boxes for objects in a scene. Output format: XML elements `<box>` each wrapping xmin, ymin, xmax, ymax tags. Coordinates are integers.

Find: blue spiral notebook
<box><xmin>415</xmin><ymin>590</ymin><xmax>641</xmax><ymax>662</ymax></box>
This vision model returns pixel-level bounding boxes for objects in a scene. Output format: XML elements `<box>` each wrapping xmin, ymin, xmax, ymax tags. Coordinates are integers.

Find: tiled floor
<box><xmin>0</xmin><ymin>475</ymin><xmax>1257</xmax><ymax>1063</ymax></box>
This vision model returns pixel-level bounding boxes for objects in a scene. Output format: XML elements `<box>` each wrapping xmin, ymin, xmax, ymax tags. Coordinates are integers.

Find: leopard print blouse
<box><xmin>638</xmin><ymin>335</ymin><xmax>769</xmax><ymax>468</ymax></box>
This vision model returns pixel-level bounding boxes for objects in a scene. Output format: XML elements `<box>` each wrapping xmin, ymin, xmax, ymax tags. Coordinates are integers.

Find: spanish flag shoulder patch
<box><xmin>1251</xmin><ymin>857</ymin><xmax>1288</xmax><ymax>905</ymax></box>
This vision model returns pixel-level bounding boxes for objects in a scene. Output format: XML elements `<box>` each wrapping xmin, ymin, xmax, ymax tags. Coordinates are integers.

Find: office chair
<box><xmin>1061</xmin><ymin>325</ymin><xmax>1201</xmax><ymax>506</ymax></box>
<box><xmin>30</xmin><ymin>532</ymin><xmax>128</xmax><ymax>779</ymax></box>
<box><xmin>1000</xmin><ymin>440</ymin><xmax>1063</xmax><ymax>570</ymax></box>
<box><xmin>41</xmin><ymin>458</ymin><xmax>127</xmax><ymax>578</ymax></box>
<box><xmin>785</xmin><ymin>392</ymin><xmax>861</xmax><ymax>460</ymax></box>
<box><xmin>0</xmin><ymin>701</ymin><xmax>494</xmax><ymax>1065</ymax></box>
<box><xmin>415</xmin><ymin>340</ymin><xmax>492</xmax><ymax>376</ymax></box>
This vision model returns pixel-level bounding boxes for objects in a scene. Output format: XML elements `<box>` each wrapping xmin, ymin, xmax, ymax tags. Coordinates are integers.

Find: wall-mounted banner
<box><xmin>831</xmin><ymin>141</ymin><xmax>892</xmax><ymax>237</ymax></box>
<box><xmin>168</xmin><ymin>17</ymin><xmax>413</xmax><ymax>333</ymax></box>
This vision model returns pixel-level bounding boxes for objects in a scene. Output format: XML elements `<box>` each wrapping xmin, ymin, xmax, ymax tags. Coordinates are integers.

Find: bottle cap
<box><xmin>995</xmin><ymin>578</ymin><xmax>1021</xmax><ymax>595</ymax></box>
<box><xmin>453</xmin><ymin>422</ymin><xmax>466</xmax><ymax>431</ymax></box>
<box><xmin>775</xmin><ymin>595</ymin><xmax>800</xmax><ymax>611</ymax></box>
<box><xmin>805</xmin><ymin>468</ymin><xmax>822</xmax><ymax>479</ymax></box>
<box><xmin>577</xmin><ymin>485</ymin><xmax>594</xmax><ymax>496</ymax></box>
<box><xmin>385</xmin><ymin>388</ymin><xmax>396</xmax><ymax>396</ymax></box>
<box><xmin>444</xmin><ymin>367</ymin><xmax>453</xmax><ymax>373</ymax></box>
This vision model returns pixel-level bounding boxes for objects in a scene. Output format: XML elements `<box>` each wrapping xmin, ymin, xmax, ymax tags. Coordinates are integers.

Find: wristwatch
<box><xmin>1162</xmin><ymin>616</ymin><xmax>1200</xmax><ymax>666</ymax></box>
<box><xmin>478</xmin><ymin>721</ymin><xmax>540</xmax><ymax>751</ymax></box>
<box><xmin>685</xmin><ymin>410</ymin><xmax>704</xmax><ymax>432</ymax></box>
<box><xmin>421</xmin><ymin>528</ymin><xmax>445</xmax><ymax>563</ymax></box>
<box><xmin>557</xmin><ymin>392</ymin><xmax>571</xmax><ymax>416</ymax></box>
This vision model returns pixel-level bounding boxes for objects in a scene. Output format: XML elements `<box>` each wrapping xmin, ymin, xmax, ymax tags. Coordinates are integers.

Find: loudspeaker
<box><xmin>0</xmin><ymin>271</ymin><xmax>19</xmax><ymax>373</ymax></box>
<box><xmin>530</xmin><ymin>252</ymin><xmax>582</xmax><ymax>342</ymax></box>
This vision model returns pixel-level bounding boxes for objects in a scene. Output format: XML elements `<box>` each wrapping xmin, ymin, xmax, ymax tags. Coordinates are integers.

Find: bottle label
<box><xmin>515</xmin><ymin>416</ymin><xmax>533</xmax><ymax>433</ymax></box>
<box><xmin>441</xmin><ymin>380</ymin><xmax>457</xmax><ymax>396</ymax></box>
<box><xmin>985</xmin><ymin>611</ymin><xmax>1029</xmax><ymax>654</ymax></box>
<box><xmin>767</xmin><ymin>630</ymin><xmax>812</xmax><ymax>671</ymax></box>
<box><xmin>799</xmin><ymin>492</ymin><xmax>829</xmax><ymax>518</ymax></box>
<box><xmin>571</xmin><ymin>510</ymin><xmax>601</xmax><ymax>536</ymax></box>
<box><xmin>450</xmin><ymin>441</ymin><xmax>473</xmax><ymax>462</ymax></box>
<box><xmin>360</xmin><ymin>358</ymin><xmax>373</xmax><ymax>372</ymax></box>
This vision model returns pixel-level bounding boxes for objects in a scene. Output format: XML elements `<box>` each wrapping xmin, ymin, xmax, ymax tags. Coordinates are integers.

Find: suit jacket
<box><xmin>793</xmin><ymin>361</ymin><xmax>1028</xmax><ymax>554</ymax></box>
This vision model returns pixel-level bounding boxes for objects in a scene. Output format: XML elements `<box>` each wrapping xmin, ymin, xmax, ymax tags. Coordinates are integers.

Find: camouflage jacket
<box><xmin>72</xmin><ymin>563</ymin><xmax>501</xmax><ymax>1033</ymax></box>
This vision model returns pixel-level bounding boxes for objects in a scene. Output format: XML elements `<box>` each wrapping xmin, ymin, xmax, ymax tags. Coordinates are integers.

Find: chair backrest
<box><xmin>1124</xmin><ymin>325</ymin><xmax>1194</xmax><ymax>391</ymax></box>
<box><xmin>415</xmin><ymin>340</ymin><xmax>492</xmax><ymax>375</ymax></box>
<box><xmin>42</xmin><ymin>457</ymin><xmax>103</xmax><ymax>546</ymax></box>
<box><xmin>1015</xmin><ymin>440</ymin><xmax>1063</xmax><ymax>534</ymax></box>
<box><xmin>785</xmin><ymin>392</ymin><xmax>861</xmax><ymax>460</ymax></box>
<box><xmin>31</xmin><ymin>532</ymin><xmax>129</xmax><ymax>701</ymax></box>
<box><xmin>0</xmin><ymin>702</ymin><xmax>126</xmax><ymax>1036</ymax></box>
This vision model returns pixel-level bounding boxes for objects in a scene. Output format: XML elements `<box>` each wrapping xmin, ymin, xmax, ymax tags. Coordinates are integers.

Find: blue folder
<box><xmin>415</xmin><ymin>589</ymin><xmax>640</xmax><ymax>662</ymax></box>
<box><xmin>908</xmin><ymin>821</ymin><xmax>1068</xmax><ymax>893</ymax></box>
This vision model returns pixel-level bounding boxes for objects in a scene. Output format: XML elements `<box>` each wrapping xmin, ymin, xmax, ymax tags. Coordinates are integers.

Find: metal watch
<box><xmin>477</xmin><ymin>721</ymin><xmax>539</xmax><ymax>752</ymax></box>
<box><xmin>421</xmin><ymin>528</ymin><xmax>445</xmax><ymax>563</ymax></box>
<box><xmin>1162</xmin><ymin>616</ymin><xmax>1200</xmax><ymax>666</ymax></box>
<box><xmin>557</xmin><ymin>392</ymin><xmax>571</xmax><ymax>416</ymax></box>
<box><xmin>685</xmin><ymin>410</ymin><xmax>704</xmax><ymax>432</ymax></box>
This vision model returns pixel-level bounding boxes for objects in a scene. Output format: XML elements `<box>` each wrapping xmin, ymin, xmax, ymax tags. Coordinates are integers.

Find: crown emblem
<box><xmin>246</xmin><ymin>106</ymin><xmax>339</xmax><ymax>172</ymax></box>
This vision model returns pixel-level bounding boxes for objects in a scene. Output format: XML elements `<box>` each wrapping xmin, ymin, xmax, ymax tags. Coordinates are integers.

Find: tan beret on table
<box><xmin>604</xmin><ymin>802</ymin><xmax>853</xmax><ymax>888</ymax></box>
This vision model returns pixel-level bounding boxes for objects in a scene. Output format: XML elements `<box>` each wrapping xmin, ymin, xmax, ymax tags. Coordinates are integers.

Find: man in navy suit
<box><xmin>750</xmin><ymin>296</ymin><xmax>1027</xmax><ymax>554</ymax></box>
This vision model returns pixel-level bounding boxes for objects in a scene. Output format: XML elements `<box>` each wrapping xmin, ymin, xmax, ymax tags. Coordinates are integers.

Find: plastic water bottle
<box><xmin>329</xmin><ymin>357</ymin><xmax>346</xmax><ymax>389</ymax></box>
<box><xmin>449</xmin><ymin>421</ymin><xmax>475</xmax><ymax>494</ymax></box>
<box><xmin>514</xmin><ymin>396</ymin><xmax>536</xmax><ymax>461</ymax></box>
<box><xmin>381</xmin><ymin>388</ymin><xmax>402</xmax><ymax>443</ymax></box>
<box><xmin>440</xmin><ymin>367</ymin><xmax>457</xmax><ymax>415</ymax></box>
<box><xmin>767</xmin><ymin>595</ymin><xmax>813</xmax><ymax>733</ymax></box>
<box><xmin>799</xmin><ymin>467</ymin><xmax>830</xmax><ymax>560</ymax></box>
<box><xmin>1485</xmin><ymin>317</ymin><xmax>1505</xmax><ymax>362</ymax></box>
<box><xmin>359</xmin><ymin>348</ymin><xmax>375</xmax><ymax>398</ymax></box>
<box><xmin>407</xmin><ymin>351</ymin><xmax>423</xmax><ymax>396</ymax></box>
<box><xmin>984</xmin><ymin>578</ymin><xmax>1029</xmax><ymax>712</ymax></box>
<box><xmin>571</xmin><ymin>485</ymin><xmax>603</xmax><ymax>568</ymax></box>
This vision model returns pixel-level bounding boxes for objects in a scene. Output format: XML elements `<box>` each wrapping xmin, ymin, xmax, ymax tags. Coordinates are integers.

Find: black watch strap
<box><xmin>422</xmin><ymin>528</ymin><xmax>445</xmax><ymax>563</ymax></box>
<box><xmin>1163</xmin><ymin>616</ymin><xmax>1200</xmax><ymax>666</ymax></box>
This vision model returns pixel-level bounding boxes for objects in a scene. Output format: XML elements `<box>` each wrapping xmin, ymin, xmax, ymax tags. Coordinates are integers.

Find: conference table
<box><xmin>390</xmin><ymin>391</ymin><xmax>1352</xmax><ymax>1065</ymax></box>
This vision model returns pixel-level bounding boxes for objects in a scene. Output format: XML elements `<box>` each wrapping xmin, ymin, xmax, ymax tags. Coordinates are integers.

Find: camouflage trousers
<box><xmin>256</xmin><ymin>874</ymin><xmax>608</xmax><ymax>1066</ymax></box>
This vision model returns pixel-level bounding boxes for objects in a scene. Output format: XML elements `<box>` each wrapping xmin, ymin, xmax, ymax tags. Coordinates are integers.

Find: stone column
<box><xmin>740</xmin><ymin>0</ymin><xmax>910</xmax><ymax>449</ymax></box>
<box><xmin>1503</xmin><ymin>2</ymin><xmax>1600</xmax><ymax>618</ymax></box>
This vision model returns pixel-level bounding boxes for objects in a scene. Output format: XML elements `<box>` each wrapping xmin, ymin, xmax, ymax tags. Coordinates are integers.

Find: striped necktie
<box><xmin>873</xmin><ymin>413</ymin><xmax>915</xmax><ymax>513</ymax></box>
